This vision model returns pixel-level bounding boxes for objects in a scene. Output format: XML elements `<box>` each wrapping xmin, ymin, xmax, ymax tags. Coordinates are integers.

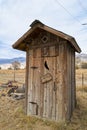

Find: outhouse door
<box><xmin>28</xmin><ymin>45</ymin><xmax>60</xmax><ymax>119</ymax></box>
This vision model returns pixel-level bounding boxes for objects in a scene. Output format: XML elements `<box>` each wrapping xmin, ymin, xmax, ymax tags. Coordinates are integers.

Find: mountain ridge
<box><xmin>0</xmin><ymin>53</ymin><xmax>87</xmax><ymax>65</ymax></box>
<box><xmin>0</xmin><ymin>57</ymin><xmax>26</xmax><ymax>64</ymax></box>
<box><xmin>76</xmin><ymin>53</ymin><xmax>87</xmax><ymax>61</ymax></box>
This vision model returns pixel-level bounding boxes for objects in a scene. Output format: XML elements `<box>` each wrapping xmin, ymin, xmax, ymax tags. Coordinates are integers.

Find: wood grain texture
<box><xmin>26</xmin><ymin>33</ymin><xmax>76</xmax><ymax>122</ymax></box>
<box><xmin>25</xmin><ymin>51</ymin><xmax>29</xmax><ymax>114</ymax></box>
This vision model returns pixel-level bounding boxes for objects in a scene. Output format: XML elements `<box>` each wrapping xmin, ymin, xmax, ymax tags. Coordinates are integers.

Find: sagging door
<box><xmin>27</xmin><ymin>45</ymin><xmax>59</xmax><ymax>118</ymax></box>
<box><xmin>28</xmin><ymin>48</ymin><xmax>41</xmax><ymax>116</ymax></box>
<box><xmin>41</xmin><ymin>46</ymin><xmax>58</xmax><ymax>119</ymax></box>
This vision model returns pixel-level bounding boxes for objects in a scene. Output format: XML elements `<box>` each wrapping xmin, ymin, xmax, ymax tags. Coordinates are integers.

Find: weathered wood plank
<box><xmin>58</xmin><ymin>43</ymin><xmax>64</xmax><ymax>121</ymax></box>
<box><xmin>28</xmin><ymin>49</ymin><xmax>34</xmax><ymax>115</ymax></box>
<box><xmin>25</xmin><ymin>51</ymin><xmax>29</xmax><ymax>114</ymax></box>
<box><xmin>35</xmin><ymin>48</ymin><xmax>41</xmax><ymax>116</ymax></box>
<box><xmin>67</xmin><ymin>45</ymin><xmax>72</xmax><ymax>120</ymax></box>
<box><xmin>43</xmin><ymin>56</ymin><xmax>48</xmax><ymax>118</ymax></box>
<box><xmin>47</xmin><ymin>55</ymin><xmax>53</xmax><ymax>119</ymax></box>
<box><xmin>49</xmin><ymin>46</ymin><xmax>56</xmax><ymax>120</ymax></box>
<box><xmin>62</xmin><ymin>42</ymin><xmax>68</xmax><ymax>121</ymax></box>
<box><xmin>55</xmin><ymin>55</ymin><xmax>59</xmax><ymax>121</ymax></box>
<box><xmin>71</xmin><ymin>49</ymin><xmax>76</xmax><ymax>111</ymax></box>
<box><xmin>26</xmin><ymin>36</ymin><xmax>76</xmax><ymax>122</ymax></box>
<box><xmin>40</xmin><ymin>52</ymin><xmax>44</xmax><ymax>117</ymax></box>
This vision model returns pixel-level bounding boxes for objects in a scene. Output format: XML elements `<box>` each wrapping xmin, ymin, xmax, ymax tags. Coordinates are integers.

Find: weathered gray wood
<box><xmin>67</xmin><ymin>45</ymin><xmax>74</xmax><ymax>120</ymax></box>
<box><xmin>62</xmin><ymin>42</ymin><xmax>68</xmax><ymax>121</ymax></box>
<box><xmin>51</xmin><ymin>46</ymin><xmax>56</xmax><ymax>120</ymax></box>
<box><xmin>71</xmin><ymin>49</ymin><xmax>76</xmax><ymax>111</ymax></box>
<box><xmin>25</xmin><ymin>33</ymin><xmax>76</xmax><ymax>121</ymax></box>
<box><xmin>28</xmin><ymin>49</ymin><xmax>34</xmax><ymax>115</ymax></box>
<box><xmin>13</xmin><ymin>20</ymin><xmax>79</xmax><ymax>122</ymax></box>
<box><xmin>66</xmin><ymin>45</ymin><xmax>69</xmax><ymax>120</ymax></box>
<box><xmin>47</xmin><ymin>54</ymin><xmax>53</xmax><ymax>119</ymax></box>
<box><xmin>35</xmin><ymin>48</ymin><xmax>41</xmax><ymax>116</ymax></box>
<box><xmin>40</xmin><ymin>52</ymin><xmax>44</xmax><ymax>117</ymax></box>
<box><xmin>58</xmin><ymin>43</ymin><xmax>64</xmax><ymax>121</ymax></box>
<box><xmin>25</xmin><ymin>51</ymin><xmax>29</xmax><ymax>114</ymax></box>
<box><xmin>55</xmin><ymin>55</ymin><xmax>59</xmax><ymax>121</ymax></box>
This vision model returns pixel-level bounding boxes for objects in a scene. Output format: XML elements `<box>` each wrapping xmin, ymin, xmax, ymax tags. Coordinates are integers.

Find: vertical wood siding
<box><xmin>26</xmin><ymin>33</ymin><xmax>76</xmax><ymax>121</ymax></box>
<box><xmin>25</xmin><ymin>51</ymin><xmax>29</xmax><ymax>114</ymax></box>
<box><xmin>66</xmin><ymin>44</ymin><xmax>75</xmax><ymax>120</ymax></box>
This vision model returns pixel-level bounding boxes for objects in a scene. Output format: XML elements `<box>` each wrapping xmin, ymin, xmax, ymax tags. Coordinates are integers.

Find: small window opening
<box><xmin>44</xmin><ymin>61</ymin><xmax>49</xmax><ymax>70</ymax></box>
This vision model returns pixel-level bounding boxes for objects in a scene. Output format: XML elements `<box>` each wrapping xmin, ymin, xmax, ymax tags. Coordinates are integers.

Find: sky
<box><xmin>0</xmin><ymin>0</ymin><xmax>87</xmax><ymax>59</ymax></box>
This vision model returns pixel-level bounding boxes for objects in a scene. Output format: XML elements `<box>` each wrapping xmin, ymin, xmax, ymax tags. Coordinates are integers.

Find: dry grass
<box><xmin>0</xmin><ymin>89</ymin><xmax>86</xmax><ymax>130</ymax></box>
<box><xmin>76</xmin><ymin>69</ymin><xmax>87</xmax><ymax>74</ymax></box>
<box><xmin>76</xmin><ymin>69</ymin><xmax>87</xmax><ymax>87</ymax></box>
<box><xmin>0</xmin><ymin>69</ymin><xmax>25</xmax><ymax>85</ymax></box>
<box><xmin>0</xmin><ymin>69</ymin><xmax>87</xmax><ymax>130</ymax></box>
<box><xmin>0</xmin><ymin>68</ymin><xmax>87</xmax><ymax>86</ymax></box>
<box><xmin>13</xmin><ymin>90</ymin><xmax>87</xmax><ymax>130</ymax></box>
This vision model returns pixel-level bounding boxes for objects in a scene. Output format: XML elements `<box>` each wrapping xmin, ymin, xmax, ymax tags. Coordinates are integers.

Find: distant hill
<box><xmin>76</xmin><ymin>53</ymin><xmax>87</xmax><ymax>61</ymax></box>
<box><xmin>0</xmin><ymin>53</ymin><xmax>87</xmax><ymax>65</ymax></box>
<box><xmin>0</xmin><ymin>57</ymin><xmax>26</xmax><ymax>64</ymax></box>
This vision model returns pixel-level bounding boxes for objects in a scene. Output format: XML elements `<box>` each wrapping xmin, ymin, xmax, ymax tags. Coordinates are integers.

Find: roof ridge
<box><xmin>30</xmin><ymin>20</ymin><xmax>44</xmax><ymax>28</ymax></box>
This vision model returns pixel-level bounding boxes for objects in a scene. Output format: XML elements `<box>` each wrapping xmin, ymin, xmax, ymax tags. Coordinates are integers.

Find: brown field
<box><xmin>0</xmin><ymin>69</ymin><xmax>87</xmax><ymax>130</ymax></box>
<box><xmin>0</xmin><ymin>69</ymin><xmax>25</xmax><ymax>85</ymax></box>
<box><xmin>76</xmin><ymin>69</ymin><xmax>87</xmax><ymax>88</ymax></box>
<box><xmin>0</xmin><ymin>69</ymin><xmax>87</xmax><ymax>87</ymax></box>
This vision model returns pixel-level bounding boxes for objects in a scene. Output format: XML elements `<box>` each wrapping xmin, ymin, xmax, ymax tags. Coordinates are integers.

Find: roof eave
<box><xmin>12</xmin><ymin>22</ymin><xmax>44</xmax><ymax>51</ymax></box>
<box><xmin>38</xmin><ymin>25</ymin><xmax>81</xmax><ymax>53</ymax></box>
<box><xmin>69</xmin><ymin>38</ymin><xmax>81</xmax><ymax>53</ymax></box>
<box><xmin>12</xmin><ymin>20</ymin><xmax>81</xmax><ymax>53</ymax></box>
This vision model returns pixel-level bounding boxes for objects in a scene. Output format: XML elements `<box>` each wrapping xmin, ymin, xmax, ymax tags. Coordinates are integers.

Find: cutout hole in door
<box><xmin>44</xmin><ymin>61</ymin><xmax>49</xmax><ymax>70</ymax></box>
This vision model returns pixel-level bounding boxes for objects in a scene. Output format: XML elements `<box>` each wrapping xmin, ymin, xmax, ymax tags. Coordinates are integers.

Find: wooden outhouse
<box><xmin>12</xmin><ymin>20</ymin><xmax>81</xmax><ymax>121</ymax></box>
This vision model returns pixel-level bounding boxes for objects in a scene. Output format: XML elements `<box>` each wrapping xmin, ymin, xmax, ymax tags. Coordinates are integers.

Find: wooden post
<box><xmin>82</xmin><ymin>73</ymin><xmax>84</xmax><ymax>92</ymax></box>
<box><xmin>14</xmin><ymin>69</ymin><xmax>15</xmax><ymax>81</ymax></box>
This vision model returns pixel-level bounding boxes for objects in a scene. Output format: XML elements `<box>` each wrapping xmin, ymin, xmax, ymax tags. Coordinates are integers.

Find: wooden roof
<box><xmin>12</xmin><ymin>20</ymin><xmax>81</xmax><ymax>53</ymax></box>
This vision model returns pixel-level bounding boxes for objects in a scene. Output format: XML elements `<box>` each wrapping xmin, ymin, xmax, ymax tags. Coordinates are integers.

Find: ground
<box><xmin>0</xmin><ymin>86</ymin><xmax>87</xmax><ymax>130</ymax></box>
<box><xmin>0</xmin><ymin>69</ymin><xmax>87</xmax><ymax>130</ymax></box>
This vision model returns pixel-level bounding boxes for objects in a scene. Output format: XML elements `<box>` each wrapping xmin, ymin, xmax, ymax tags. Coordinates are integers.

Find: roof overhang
<box><xmin>12</xmin><ymin>20</ymin><xmax>81</xmax><ymax>53</ymax></box>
